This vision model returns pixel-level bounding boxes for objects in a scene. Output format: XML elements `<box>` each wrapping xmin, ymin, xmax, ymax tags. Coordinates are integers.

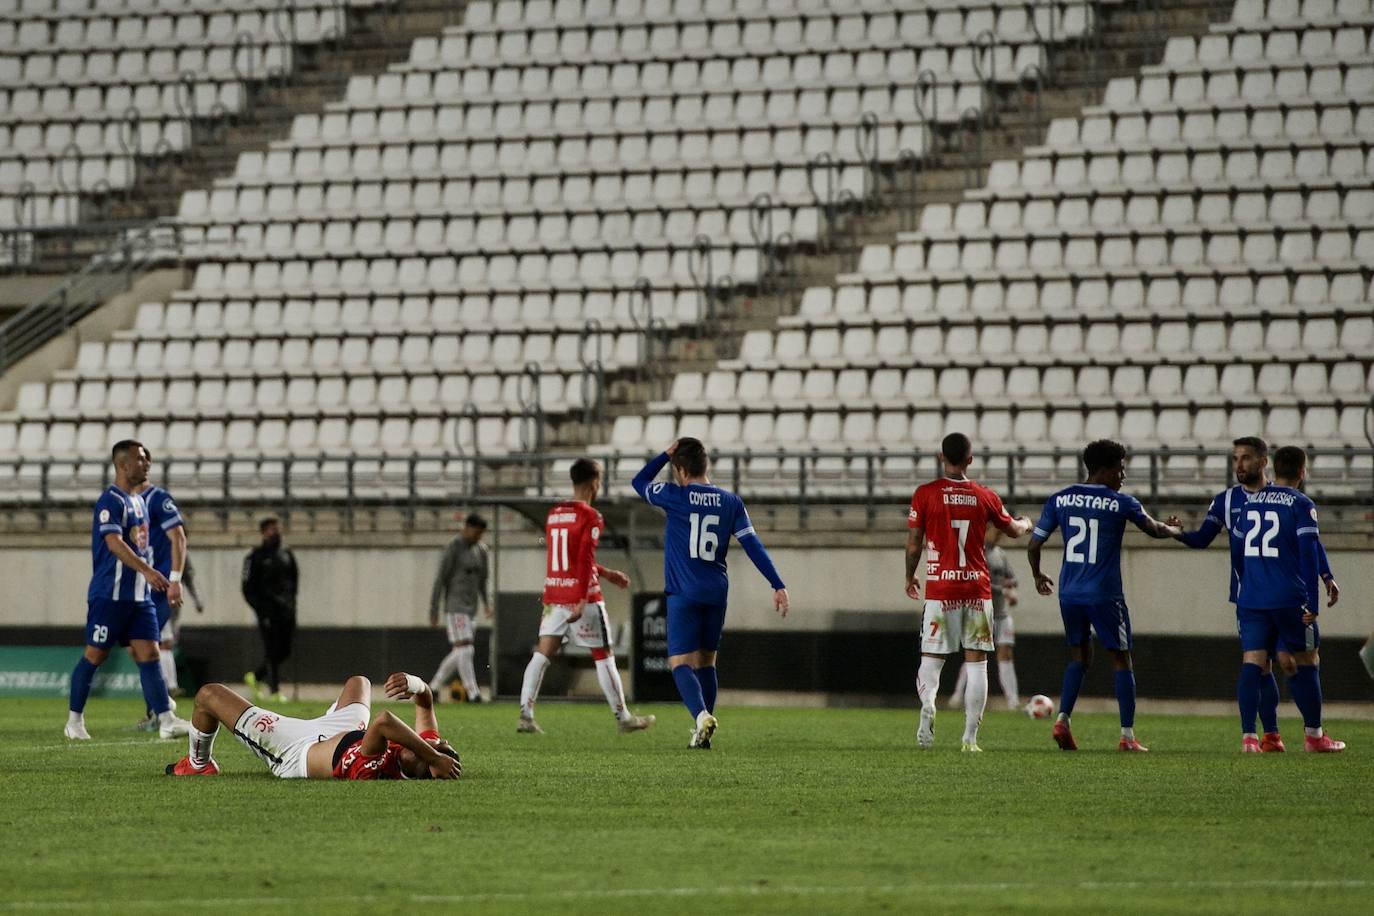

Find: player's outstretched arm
<box><xmin>104</xmin><ymin>532</ymin><xmax>169</xmax><ymax>591</ymax></box>
<box><xmin>1134</xmin><ymin>511</ymin><xmax>1183</xmax><ymax>540</ymax></box>
<box><xmin>1170</xmin><ymin>500</ymin><xmax>1223</xmax><ymax>548</ymax></box>
<box><xmin>1026</xmin><ymin>536</ymin><xmax>1054</xmax><ymax>596</ymax></box>
<box><xmin>905</xmin><ymin>527</ymin><xmax>924</xmax><ymax>599</ymax></box>
<box><xmin>998</xmin><ymin>515</ymin><xmax>1034</xmax><ymax>538</ymax></box>
<box><xmin>738</xmin><ymin>531</ymin><xmax>786</xmax><ymax>596</ymax></box>
<box><xmin>597</xmin><ymin>564</ymin><xmax>631</xmax><ymax>589</ymax></box>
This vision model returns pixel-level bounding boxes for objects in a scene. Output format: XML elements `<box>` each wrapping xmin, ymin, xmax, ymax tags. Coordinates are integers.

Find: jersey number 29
<box><xmin>688</xmin><ymin>513</ymin><xmax>720</xmax><ymax>561</ymax></box>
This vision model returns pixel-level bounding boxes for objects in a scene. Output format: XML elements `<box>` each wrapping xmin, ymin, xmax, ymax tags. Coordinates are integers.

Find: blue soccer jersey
<box><xmin>1237</xmin><ymin>485</ymin><xmax>1322</xmax><ymax>611</ymax></box>
<box><xmin>633</xmin><ymin>453</ymin><xmax>785</xmax><ymax>606</ymax></box>
<box><xmin>142</xmin><ymin>484</ymin><xmax>185</xmax><ymax>576</ymax></box>
<box><xmin>88</xmin><ymin>485</ymin><xmax>155</xmax><ymax>603</ymax></box>
<box><xmin>1032</xmin><ymin>484</ymin><xmax>1148</xmax><ymax>602</ymax></box>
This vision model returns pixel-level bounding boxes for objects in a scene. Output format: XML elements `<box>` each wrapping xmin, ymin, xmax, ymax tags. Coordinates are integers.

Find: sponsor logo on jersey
<box><xmin>99</xmin><ymin>509</ymin><xmax>110</xmax><ymax>523</ymax></box>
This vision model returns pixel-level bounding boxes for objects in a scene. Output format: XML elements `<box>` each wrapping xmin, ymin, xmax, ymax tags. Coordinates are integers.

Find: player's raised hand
<box><xmin>1324</xmin><ymin>576</ymin><xmax>1340</xmax><ymax>608</ymax></box>
<box><xmin>1033</xmin><ymin>572</ymin><xmax>1055</xmax><ymax>596</ymax></box>
<box><xmin>566</xmin><ymin>599</ymin><xmax>586</xmax><ymax>623</ymax></box>
<box><xmin>601</xmin><ymin>567</ymin><xmax>631</xmax><ymax>589</ymax></box>
<box><xmin>773</xmin><ymin>588</ymin><xmax>789</xmax><ymax>618</ymax></box>
<box><xmin>905</xmin><ymin>578</ymin><xmax>921</xmax><ymax>600</ymax></box>
<box><xmin>384</xmin><ymin>672</ymin><xmax>428</xmax><ymax>701</ymax></box>
<box><xmin>665</xmin><ymin>439</ymin><xmax>680</xmax><ymax>457</ymax></box>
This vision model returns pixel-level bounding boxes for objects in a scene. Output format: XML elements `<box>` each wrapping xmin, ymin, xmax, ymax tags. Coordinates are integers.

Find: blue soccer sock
<box><xmin>695</xmin><ymin>666</ymin><xmax>718</xmax><ymax>714</ymax></box>
<box><xmin>1258</xmin><ymin>669</ymin><xmax>1280</xmax><ymax>734</ymax></box>
<box><xmin>1059</xmin><ymin>660</ymin><xmax>1086</xmax><ymax>719</ymax></box>
<box><xmin>1114</xmin><ymin>669</ymin><xmax>1137</xmax><ymax>730</ymax></box>
<box><xmin>1287</xmin><ymin>665</ymin><xmax>1323</xmax><ymax>731</ymax></box>
<box><xmin>68</xmin><ymin>657</ymin><xmax>98</xmax><ymax>714</ymax></box>
<box><xmin>1237</xmin><ymin>663</ymin><xmax>1262</xmax><ymax>735</ymax></box>
<box><xmin>137</xmin><ymin>659</ymin><xmax>172</xmax><ymax>716</ymax></box>
<box><xmin>672</xmin><ymin>664</ymin><xmax>706</xmax><ymax>719</ymax></box>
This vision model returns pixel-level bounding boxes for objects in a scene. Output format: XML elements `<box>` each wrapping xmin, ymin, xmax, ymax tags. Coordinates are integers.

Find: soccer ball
<box><xmin>1025</xmin><ymin>695</ymin><xmax>1054</xmax><ymax>719</ymax></box>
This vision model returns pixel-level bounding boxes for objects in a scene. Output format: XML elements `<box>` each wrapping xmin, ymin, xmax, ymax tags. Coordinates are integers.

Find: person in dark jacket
<box><xmin>242</xmin><ymin>517</ymin><xmax>299</xmax><ymax>701</ymax></box>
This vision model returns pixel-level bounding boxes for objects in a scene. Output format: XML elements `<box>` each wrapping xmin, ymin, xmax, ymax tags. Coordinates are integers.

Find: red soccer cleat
<box><xmin>1241</xmin><ymin>735</ymin><xmax>1262</xmax><ymax>753</ymax></box>
<box><xmin>165</xmin><ymin>756</ymin><xmax>220</xmax><ymax>776</ymax></box>
<box><xmin>1052</xmin><ymin>720</ymin><xmax>1077</xmax><ymax>751</ymax></box>
<box><xmin>1260</xmin><ymin>732</ymin><xmax>1285</xmax><ymax>753</ymax></box>
<box><xmin>1303</xmin><ymin>734</ymin><xmax>1346</xmax><ymax>753</ymax></box>
<box><xmin>1118</xmin><ymin>737</ymin><xmax>1149</xmax><ymax>752</ymax></box>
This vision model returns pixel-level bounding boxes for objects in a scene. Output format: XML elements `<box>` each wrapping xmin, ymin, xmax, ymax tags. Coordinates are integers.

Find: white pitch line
<box><xmin>3</xmin><ymin>878</ymin><xmax>1371</xmax><ymax>910</ymax></box>
<box><xmin>25</xmin><ymin>738</ymin><xmax>178</xmax><ymax>752</ymax></box>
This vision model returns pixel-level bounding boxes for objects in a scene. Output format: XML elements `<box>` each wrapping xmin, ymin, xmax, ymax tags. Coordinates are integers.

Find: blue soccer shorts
<box><xmin>153</xmin><ymin>592</ymin><xmax>172</xmax><ymax>631</ymax></box>
<box><xmin>86</xmin><ymin>598</ymin><xmax>160</xmax><ymax>648</ymax></box>
<box><xmin>1238</xmin><ymin>605</ymin><xmax>1318</xmax><ymax>655</ymax></box>
<box><xmin>1059</xmin><ymin>599</ymin><xmax>1133</xmax><ymax>651</ymax></box>
<box><xmin>666</xmin><ymin>596</ymin><xmax>728</xmax><ymax>657</ymax></box>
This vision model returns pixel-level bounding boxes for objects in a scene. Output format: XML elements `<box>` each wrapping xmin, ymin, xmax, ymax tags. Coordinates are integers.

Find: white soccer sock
<box><xmin>159</xmin><ymin>649</ymin><xmax>178</xmax><ymax>692</ymax></box>
<box><xmin>67</xmin><ymin>710</ymin><xmax>84</xmax><ymax>727</ymax></box>
<box><xmin>949</xmin><ymin>664</ymin><xmax>968</xmax><ymax>707</ymax></box>
<box><xmin>594</xmin><ymin>656</ymin><xmax>632</xmax><ymax>722</ymax></box>
<box><xmin>962</xmin><ymin>660</ymin><xmax>988</xmax><ymax>744</ymax></box>
<box><xmin>917</xmin><ymin>656</ymin><xmax>946</xmax><ymax>713</ymax></box>
<box><xmin>455</xmin><ymin>645</ymin><xmax>480</xmax><ymax>699</ymax></box>
<box><xmin>430</xmin><ymin>648</ymin><xmax>462</xmax><ymax>693</ymax></box>
<box><xmin>998</xmin><ymin>659</ymin><xmax>1020</xmax><ymax>709</ymax></box>
<box><xmin>1121</xmin><ymin>726</ymin><xmax>1135</xmax><ymax>740</ymax></box>
<box><xmin>188</xmin><ymin>725</ymin><xmax>216</xmax><ymax>768</ymax></box>
<box><xmin>519</xmin><ymin>653</ymin><xmax>550</xmax><ymax>720</ymax></box>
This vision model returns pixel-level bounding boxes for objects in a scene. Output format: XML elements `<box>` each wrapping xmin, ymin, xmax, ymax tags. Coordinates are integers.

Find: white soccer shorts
<box><xmin>539</xmin><ymin>601</ymin><xmax>614</xmax><ymax>650</ymax></box>
<box><xmin>992</xmin><ymin>595</ymin><xmax>1015</xmax><ymax>647</ymax></box>
<box><xmin>232</xmin><ymin>702</ymin><xmax>370</xmax><ymax>779</ymax></box>
<box><xmin>444</xmin><ymin>611</ymin><xmax>475</xmax><ymax>644</ymax></box>
<box><xmin>921</xmin><ymin>599</ymin><xmax>996</xmax><ymax>654</ymax></box>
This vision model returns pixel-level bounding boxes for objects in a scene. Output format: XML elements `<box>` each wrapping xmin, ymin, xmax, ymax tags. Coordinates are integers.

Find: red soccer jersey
<box><xmin>542</xmin><ymin>500</ymin><xmax>604</xmax><ymax>605</ymax></box>
<box><xmin>908</xmin><ymin>477</ymin><xmax>1015</xmax><ymax>601</ymax></box>
<box><xmin>333</xmin><ymin>739</ymin><xmax>406</xmax><ymax>780</ymax></box>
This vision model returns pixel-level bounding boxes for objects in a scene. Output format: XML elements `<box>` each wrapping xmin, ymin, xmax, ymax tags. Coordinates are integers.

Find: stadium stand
<box><xmin>0</xmin><ymin>0</ymin><xmax>1370</xmax><ymax>519</ymax></box>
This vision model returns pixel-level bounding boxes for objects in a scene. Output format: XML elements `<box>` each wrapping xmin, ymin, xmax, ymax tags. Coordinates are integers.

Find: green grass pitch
<box><xmin>3</xmin><ymin>698</ymin><xmax>1371</xmax><ymax>914</ymax></box>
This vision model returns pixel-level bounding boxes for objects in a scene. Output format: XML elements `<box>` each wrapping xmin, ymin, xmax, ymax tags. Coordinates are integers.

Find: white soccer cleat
<box><xmin>158</xmin><ymin>714</ymin><xmax>191</xmax><ymax>739</ymax></box>
<box><xmin>961</xmin><ymin>741</ymin><xmax>983</xmax><ymax>753</ymax></box>
<box><xmin>516</xmin><ymin>717</ymin><xmax>544</xmax><ymax>734</ymax></box>
<box><xmin>64</xmin><ymin>720</ymin><xmax>91</xmax><ymax>741</ymax></box>
<box><xmin>690</xmin><ymin>711</ymin><xmax>717</xmax><ymax>749</ymax></box>
<box><xmin>618</xmin><ymin>714</ymin><xmax>655</xmax><ymax>734</ymax></box>
<box><xmin>917</xmin><ymin>706</ymin><xmax>935</xmax><ymax>749</ymax></box>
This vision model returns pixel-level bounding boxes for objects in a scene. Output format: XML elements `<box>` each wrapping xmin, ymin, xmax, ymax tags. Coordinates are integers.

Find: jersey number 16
<box><xmin>688</xmin><ymin>513</ymin><xmax>720</xmax><ymax>562</ymax></box>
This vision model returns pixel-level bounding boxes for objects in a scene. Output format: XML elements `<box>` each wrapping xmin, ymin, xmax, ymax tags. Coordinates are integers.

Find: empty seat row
<box><xmin>1101</xmin><ymin>60</ymin><xmax>1374</xmax><ymax>108</ymax></box>
<box><xmin>67</xmin><ymin>330</ymin><xmax>647</xmax><ymax>377</ymax></box>
<box><xmin>0</xmin><ymin>191</ymin><xmax>78</xmax><ymax>226</ymax></box>
<box><xmin>0</xmin><ymin>117</ymin><xmax>189</xmax><ymax>157</ymax></box>
<box><xmin>919</xmin><ymin>187</ymin><xmax>1374</xmax><ymax>235</ymax></box>
<box><xmin>186</xmin><ymin>246</ymin><xmax>759</xmax><ymax>295</ymax></box>
<box><xmin>0</xmin><ymin>80</ymin><xmax>246</xmax><ymax>124</ymax></box>
<box><xmin>132</xmin><ymin>289</ymin><xmax>699</xmax><ymax>339</ymax></box>
<box><xmin>1232</xmin><ymin>0</ymin><xmax>1374</xmax><ymax>23</ymax></box>
<box><xmin>617</xmin><ymin>403</ymin><xmax>1372</xmax><ymax>453</ymax></box>
<box><xmin>802</xmin><ymin>271</ymin><xmax>1374</xmax><ymax>320</ymax></box>
<box><xmin>662</xmin><ymin>360</ymin><xmax>1374</xmax><ymax>413</ymax></box>
<box><xmin>1047</xmin><ymin>100</ymin><xmax>1374</xmax><ymax>149</ymax></box>
<box><xmin>0</xmin><ymin>10</ymin><xmax>335</xmax><ymax>53</ymax></box>
<box><xmin>0</xmin><ymin>0</ymin><xmax>353</xmax><ymax>21</ymax></box>
<box><xmin>0</xmin><ymin>154</ymin><xmax>133</xmax><ymax>196</ymax></box>
<box><xmin>1159</xmin><ymin>23</ymin><xmax>1374</xmax><ymax>70</ymax></box>
<box><xmin>16</xmin><ymin>369</ymin><xmax>599</xmax><ymax>421</ymax></box>
<box><xmin>0</xmin><ymin>45</ymin><xmax>292</xmax><ymax>87</ymax></box>
<box><xmin>734</xmin><ymin>315</ymin><xmax>1374</xmax><ymax>368</ymax></box>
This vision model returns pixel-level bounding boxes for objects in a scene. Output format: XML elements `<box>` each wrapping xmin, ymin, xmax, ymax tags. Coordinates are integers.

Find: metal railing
<box><xmin>3</xmin><ymin>446</ymin><xmax>1370</xmax><ymax>532</ymax></box>
<box><xmin>0</xmin><ymin>223</ymin><xmax>183</xmax><ymax>373</ymax></box>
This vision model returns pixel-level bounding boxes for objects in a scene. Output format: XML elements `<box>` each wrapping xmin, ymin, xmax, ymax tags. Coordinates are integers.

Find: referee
<box><xmin>427</xmin><ymin>513</ymin><xmax>492</xmax><ymax>701</ymax></box>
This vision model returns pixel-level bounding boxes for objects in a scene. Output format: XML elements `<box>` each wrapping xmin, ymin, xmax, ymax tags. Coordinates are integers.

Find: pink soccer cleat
<box><xmin>1052</xmin><ymin>720</ymin><xmax>1077</xmax><ymax>751</ymax></box>
<box><xmin>1241</xmin><ymin>735</ymin><xmax>1262</xmax><ymax>753</ymax></box>
<box><xmin>1303</xmin><ymin>734</ymin><xmax>1345</xmax><ymax>753</ymax></box>
<box><xmin>1260</xmin><ymin>732</ymin><xmax>1285</xmax><ymax>753</ymax></box>
<box><xmin>165</xmin><ymin>756</ymin><xmax>220</xmax><ymax>776</ymax></box>
<box><xmin>1118</xmin><ymin>737</ymin><xmax>1149</xmax><ymax>753</ymax></box>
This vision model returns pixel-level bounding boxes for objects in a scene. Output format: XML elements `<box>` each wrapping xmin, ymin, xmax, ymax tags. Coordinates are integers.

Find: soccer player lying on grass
<box><xmin>166</xmin><ymin>672</ymin><xmax>461</xmax><ymax>779</ymax></box>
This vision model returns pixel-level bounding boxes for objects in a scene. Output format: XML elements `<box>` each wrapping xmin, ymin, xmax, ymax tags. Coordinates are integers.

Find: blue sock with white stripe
<box><xmin>1237</xmin><ymin>663</ymin><xmax>1261</xmax><ymax>735</ymax></box>
<box><xmin>1059</xmin><ymin>660</ymin><xmax>1086</xmax><ymax>718</ymax></box>
<box><xmin>137</xmin><ymin>659</ymin><xmax>171</xmax><ymax>716</ymax></box>
<box><xmin>1257</xmin><ymin>670</ymin><xmax>1280</xmax><ymax>734</ymax></box>
<box><xmin>672</xmin><ymin>665</ymin><xmax>706</xmax><ymax>719</ymax></box>
<box><xmin>1114</xmin><ymin>669</ymin><xmax>1137</xmax><ymax>729</ymax></box>
<box><xmin>1287</xmin><ymin>665</ymin><xmax>1323</xmax><ymax>731</ymax></box>
<box><xmin>68</xmin><ymin>657</ymin><xmax>98</xmax><ymax>714</ymax></box>
<box><xmin>695</xmin><ymin>667</ymin><xmax>718</xmax><ymax>714</ymax></box>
